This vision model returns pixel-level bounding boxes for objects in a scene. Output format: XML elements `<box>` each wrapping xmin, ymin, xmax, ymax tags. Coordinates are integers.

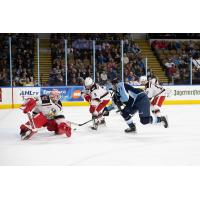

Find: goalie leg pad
<box><xmin>33</xmin><ymin>112</ymin><xmax>48</xmax><ymax>128</ymax></box>
<box><xmin>20</xmin><ymin>124</ymin><xmax>38</xmax><ymax>140</ymax></box>
<box><xmin>46</xmin><ymin>119</ymin><xmax>58</xmax><ymax>132</ymax></box>
<box><xmin>20</xmin><ymin>112</ymin><xmax>47</xmax><ymax>134</ymax></box>
<box><xmin>57</xmin><ymin>122</ymin><xmax>72</xmax><ymax>137</ymax></box>
<box><xmin>20</xmin><ymin>124</ymin><xmax>31</xmax><ymax>134</ymax></box>
<box><xmin>56</xmin><ymin>118</ymin><xmax>72</xmax><ymax>137</ymax></box>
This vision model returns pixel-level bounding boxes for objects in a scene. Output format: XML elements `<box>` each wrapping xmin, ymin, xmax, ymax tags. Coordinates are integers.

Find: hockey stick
<box><xmin>69</xmin><ymin>109</ymin><xmax>111</xmax><ymax>127</ymax></box>
<box><xmin>21</xmin><ymin>112</ymin><xmax>38</xmax><ymax>140</ymax></box>
<box><xmin>70</xmin><ymin>119</ymin><xmax>93</xmax><ymax>126</ymax></box>
<box><xmin>27</xmin><ymin>112</ymin><xmax>36</xmax><ymax>130</ymax></box>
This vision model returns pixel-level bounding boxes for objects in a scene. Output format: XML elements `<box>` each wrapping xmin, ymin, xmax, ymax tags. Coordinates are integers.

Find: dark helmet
<box><xmin>111</xmin><ymin>77</ymin><xmax>119</xmax><ymax>85</ymax></box>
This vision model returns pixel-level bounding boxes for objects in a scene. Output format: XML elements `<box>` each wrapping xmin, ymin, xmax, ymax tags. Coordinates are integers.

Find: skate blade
<box><xmin>124</xmin><ymin>128</ymin><xmax>137</xmax><ymax>134</ymax></box>
<box><xmin>125</xmin><ymin>131</ymin><xmax>137</xmax><ymax>134</ymax></box>
<box><xmin>90</xmin><ymin>126</ymin><xmax>98</xmax><ymax>130</ymax></box>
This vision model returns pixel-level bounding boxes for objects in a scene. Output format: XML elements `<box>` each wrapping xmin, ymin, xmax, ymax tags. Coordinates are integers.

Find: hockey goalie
<box><xmin>19</xmin><ymin>89</ymin><xmax>72</xmax><ymax>140</ymax></box>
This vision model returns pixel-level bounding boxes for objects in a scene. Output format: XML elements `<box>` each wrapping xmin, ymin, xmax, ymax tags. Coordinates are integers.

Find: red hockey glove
<box><xmin>20</xmin><ymin>98</ymin><xmax>37</xmax><ymax>113</ymax></box>
<box><xmin>57</xmin><ymin>122</ymin><xmax>72</xmax><ymax>137</ymax></box>
<box><xmin>55</xmin><ymin>118</ymin><xmax>72</xmax><ymax>137</ymax></box>
<box><xmin>83</xmin><ymin>94</ymin><xmax>91</xmax><ymax>102</ymax></box>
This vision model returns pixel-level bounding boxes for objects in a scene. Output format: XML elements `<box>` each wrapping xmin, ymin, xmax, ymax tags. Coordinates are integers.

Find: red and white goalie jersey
<box><xmin>20</xmin><ymin>89</ymin><xmax>71</xmax><ymax>140</ymax></box>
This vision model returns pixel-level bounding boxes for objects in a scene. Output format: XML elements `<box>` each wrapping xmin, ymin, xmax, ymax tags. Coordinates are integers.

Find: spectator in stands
<box><xmin>0</xmin><ymin>71</ymin><xmax>7</xmax><ymax>86</ymax></box>
<box><xmin>55</xmin><ymin>74</ymin><xmax>64</xmax><ymax>86</ymax></box>
<box><xmin>165</xmin><ymin>59</ymin><xmax>175</xmax><ymax>68</ymax></box>
<box><xmin>24</xmin><ymin>77</ymin><xmax>34</xmax><ymax>86</ymax></box>
<box><xmin>107</xmin><ymin>67</ymin><xmax>117</xmax><ymax>81</ymax></box>
<box><xmin>132</xmin><ymin>43</ymin><xmax>141</xmax><ymax>54</ymax></box>
<box><xmin>173</xmin><ymin>67</ymin><xmax>181</xmax><ymax>83</ymax></box>
<box><xmin>78</xmin><ymin>68</ymin><xmax>88</xmax><ymax>80</ymax></box>
<box><xmin>195</xmin><ymin>68</ymin><xmax>200</xmax><ymax>79</ymax></box>
<box><xmin>70</xmin><ymin>77</ymin><xmax>78</xmax><ymax>86</ymax></box>
<box><xmin>123</xmin><ymin>53</ymin><xmax>129</xmax><ymax>65</ymax></box>
<box><xmin>18</xmin><ymin>72</ymin><xmax>27</xmax><ymax>86</ymax></box>
<box><xmin>100</xmin><ymin>70</ymin><xmax>108</xmax><ymax>85</ymax></box>
<box><xmin>131</xmin><ymin>76</ymin><xmax>140</xmax><ymax>86</ymax></box>
<box><xmin>0</xmin><ymin>68</ymin><xmax>9</xmax><ymax>85</ymax></box>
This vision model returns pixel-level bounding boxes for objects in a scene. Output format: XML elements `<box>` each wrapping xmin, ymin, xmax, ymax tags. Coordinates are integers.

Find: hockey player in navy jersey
<box><xmin>107</xmin><ymin>78</ymin><xmax>168</xmax><ymax>133</ymax></box>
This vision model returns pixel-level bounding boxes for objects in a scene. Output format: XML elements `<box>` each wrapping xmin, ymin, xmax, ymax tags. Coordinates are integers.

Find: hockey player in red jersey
<box><xmin>20</xmin><ymin>89</ymin><xmax>72</xmax><ymax>140</ymax></box>
<box><xmin>140</xmin><ymin>76</ymin><xmax>168</xmax><ymax>127</ymax></box>
<box><xmin>81</xmin><ymin>77</ymin><xmax>111</xmax><ymax>130</ymax></box>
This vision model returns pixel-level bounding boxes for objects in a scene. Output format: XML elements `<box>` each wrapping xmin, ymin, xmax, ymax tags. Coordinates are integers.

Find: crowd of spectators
<box><xmin>0</xmin><ymin>35</ymin><xmax>9</xmax><ymax>86</ymax></box>
<box><xmin>49</xmin><ymin>34</ymin><xmax>66</xmax><ymax>85</ymax></box>
<box><xmin>2</xmin><ymin>33</ymin><xmax>200</xmax><ymax>87</ymax></box>
<box><xmin>151</xmin><ymin>40</ymin><xmax>200</xmax><ymax>84</ymax></box>
<box><xmin>0</xmin><ymin>34</ymin><xmax>36</xmax><ymax>86</ymax></box>
<box><xmin>148</xmin><ymin>33</ymin><xmax>200</xmax><ymax>39</ymax></box>
<box><xmin>49</xmin><ymin>33</ymin><xmax>146</xmax><ymax>86</ymax></box>
<box><xmin>11</xmin><ymin>34</ymin><xmax>35</xmax><ymax>86</ymax></box>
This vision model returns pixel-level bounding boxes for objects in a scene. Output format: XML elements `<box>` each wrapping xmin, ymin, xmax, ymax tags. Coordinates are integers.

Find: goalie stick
<box><xmin>70</xmin><ymin>119</ymin><xmax>93</xmax><ymax>126</ymax></box>
<box><xmin>21</xmin><ymin>112</ymin><xmax>38</xmax><ymax>140</ymax></box>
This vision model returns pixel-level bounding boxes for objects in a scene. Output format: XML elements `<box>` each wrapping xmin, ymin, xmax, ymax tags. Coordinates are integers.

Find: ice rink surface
<box><xmin>0</xmin><ymin>105</ymin><xmax>200</xmax><ymax>165</ymax></box>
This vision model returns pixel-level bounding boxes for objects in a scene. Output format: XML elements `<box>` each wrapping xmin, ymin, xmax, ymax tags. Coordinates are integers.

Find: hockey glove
<box><xmin>20</xmin><ymin>98</ymin><xmax>37</xmax><ymax>114</ymax></box>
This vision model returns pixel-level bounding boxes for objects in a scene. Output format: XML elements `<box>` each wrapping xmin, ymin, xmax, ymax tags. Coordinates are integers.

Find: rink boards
<box><xmin>1</xmin><ymin>85</ymin><xmax>200</xmax><ymax>109</ymax></box>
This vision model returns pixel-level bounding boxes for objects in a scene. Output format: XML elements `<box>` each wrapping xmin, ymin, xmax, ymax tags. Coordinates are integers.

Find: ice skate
<box><xmin>99</xmin><ymin>118</ymin><xmax>106</xmax><ymax>126</ymax></box>
<box><xmin>91</xmin><ymin>119</ymin><xmax>99</xmax><ymax>130</ymax></box>
<box><xmin>20</xmin><ymin>125</ymin><xmax>37</xmax><ymax>140</ymax></box>
<box><xmin>160</xmin><ymin>116</ymin><xmax>169</xmax><ymax>128</ymax></box>
<box><xmin>124</xmin><ymin>123</ymin><xmax>137</xmax><ymax>134</ymax></box>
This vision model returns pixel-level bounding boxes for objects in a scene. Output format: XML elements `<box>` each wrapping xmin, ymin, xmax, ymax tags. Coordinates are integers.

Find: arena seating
<box><xmin>151</xmin><ymin>40</ymin><xmax>200</xmax><ymax>84</ymax></box>
<box><xmin>49</xmin><ymin>33</ymin><xmax>146</xmax><ymax>86</ymax></box>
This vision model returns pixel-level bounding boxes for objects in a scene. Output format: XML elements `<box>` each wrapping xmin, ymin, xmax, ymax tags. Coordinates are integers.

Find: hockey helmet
<box><xmin>139</xmin><ymin>76</ymin><xmax>147</xmax><ymax>85</ymax></box>
<box><xmin>84</xmin><ymin>77</ymin><xmax>94</xmax><ymax>89</ymax></box>
<box><xmin>50</xmin><ymin>89</ymin><xmax>61</xmax><ymax>102</ymax></box>
<box><xmin>111</xmin><ymin>77</ymin><xmax>119</xmax><ymax>85</ymax></box>
<box><xmin>111</xmin><ymin>78</ymin><xmax>119</xmax><ymax>91</ymax></box>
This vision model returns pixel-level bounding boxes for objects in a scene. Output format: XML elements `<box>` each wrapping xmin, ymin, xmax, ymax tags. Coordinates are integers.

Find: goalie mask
<box><xmin>49</xmin><ymin>89</ymin><xmax>61</xmax><ymax>102</ymax></box>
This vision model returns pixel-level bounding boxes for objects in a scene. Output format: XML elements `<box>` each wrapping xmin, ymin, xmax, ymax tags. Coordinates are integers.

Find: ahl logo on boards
<box><xmin>20</xmin><ymin>90</ymin><xmax>39</xmax><ymax>101</ymax></box>
<box><xmin>20</xmin><ymin>90</ymin><xmax>39</xmax><ymax>96</ymax></box>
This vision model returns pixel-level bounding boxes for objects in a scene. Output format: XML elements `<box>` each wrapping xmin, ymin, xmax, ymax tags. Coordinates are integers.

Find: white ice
<box><xmin>0</xmin><ymin>105</ymin><xmax>200</xmax><ymax>165</ymax></box>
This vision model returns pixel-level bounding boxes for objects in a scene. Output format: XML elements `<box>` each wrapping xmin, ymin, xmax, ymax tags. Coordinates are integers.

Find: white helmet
<box><xmin>84</xmin><ymin>77</ymin><xmax>94</xmax><ymax>88</ymax></box>
<box><xmin>139</xmin><ymin>76</ymin><xmax>147</xmax><ymax>85</ymax></box>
